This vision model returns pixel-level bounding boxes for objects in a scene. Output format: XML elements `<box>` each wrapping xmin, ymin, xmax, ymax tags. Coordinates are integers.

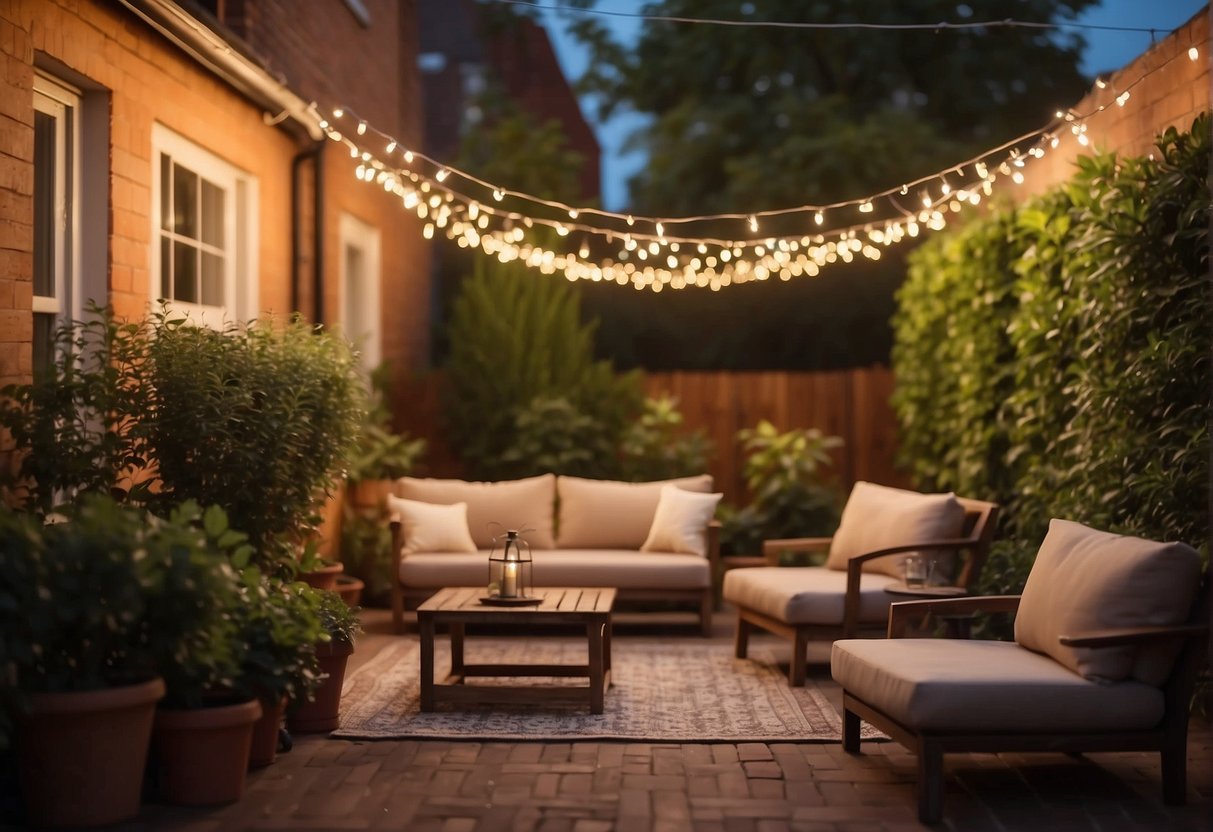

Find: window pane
<box><xmin>160</xmin><ymin>154</ymin><xmax>171</xmax><ymax>230</ymax></box>
<box><xmin>33</xmin><ymin>111</ymin><xmax>56</xmax><ymax>299</ymax></box>
<box><xmin>173</xmin><ymin>163</ymin><xmax>198</xmax><ymax>238</ymax></box>
<box><xmin>201</xmin><ymin>252</ymin><xmax>224</xmax><ymax>306</ymax></box>
<box><xmin>33</xmin><ymin>313</ymin><xmax>54</xmax><ymax>374</ymax></box>
<box><xmin>173</xmin><ymin>240</ymin><xmax>198</xmax><ymax>303</ymax></box>
<box><xmin>201</xmin><ymin>180</ymin><xmax>224</xmax><ymax>247</ymax></box>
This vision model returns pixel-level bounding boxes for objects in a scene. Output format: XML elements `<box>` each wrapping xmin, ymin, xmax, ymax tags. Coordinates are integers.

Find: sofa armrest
<box><xmin>887</xmin><ymin>595</ymin><xmax>1023</xmax><ymax>638</ymax></box>
<box><xmin>1059</xmin><ymin>623</ymin><xmax>1208</xmax><ymax>648</ymax></box>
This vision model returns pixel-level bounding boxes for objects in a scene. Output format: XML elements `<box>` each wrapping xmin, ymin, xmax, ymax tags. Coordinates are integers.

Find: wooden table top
<box><xmin>417</xmin><ymin>586</ymin><xmax>617</xmax><ymax>621</ymax></box>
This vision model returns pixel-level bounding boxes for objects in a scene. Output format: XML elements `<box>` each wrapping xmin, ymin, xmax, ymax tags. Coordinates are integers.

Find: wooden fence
<box><xmin>395</xmin><ymin>367</ymin><xmax>906</xmax><ymax>505</ymax></box>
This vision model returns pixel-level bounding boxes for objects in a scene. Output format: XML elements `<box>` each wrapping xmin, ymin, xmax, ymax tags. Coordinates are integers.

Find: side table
<box><xmin>884</xmin><ymin>584</ymin><xmax>973</xmax><ymax>638</ymax></box>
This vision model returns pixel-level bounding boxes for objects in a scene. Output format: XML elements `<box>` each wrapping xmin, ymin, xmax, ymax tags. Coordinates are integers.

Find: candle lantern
<box><xmin>485</xmin><ymin>528</ymin><xmax>534</xmax><ymax>603</ymax></box>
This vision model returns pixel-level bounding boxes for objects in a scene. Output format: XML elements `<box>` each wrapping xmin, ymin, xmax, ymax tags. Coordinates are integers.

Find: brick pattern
<box><xmin>1019</xmin><ymin>10</ymin><xmax>1210</xmax><ymax>198</ymax></box>
<box><xmin>114</xmin><ymin>609</ymin><xmax>1213</xmax><ymax>832</ymax></box>
<box><xmin>0</xmin><ymin>0</ymin><xmax>432</xmax><ymax>397</ymax></box>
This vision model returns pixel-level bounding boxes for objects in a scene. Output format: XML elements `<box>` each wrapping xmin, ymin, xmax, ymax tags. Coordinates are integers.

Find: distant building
<box><xmin>417</xmin><ymin>0</ymin><xmax>601</xmax><ymax>201</ymax></box>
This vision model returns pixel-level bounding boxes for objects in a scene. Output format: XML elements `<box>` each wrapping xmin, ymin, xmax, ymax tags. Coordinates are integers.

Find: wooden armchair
<box><xmin>832</xmin><ymin>519</ymin><xmax>1208</xmax><ymax>824</ymax></box>
<box><xmin>723</xmin><ymin>481</ymin><xmax>998</xmax><ymax>685</ymax></box>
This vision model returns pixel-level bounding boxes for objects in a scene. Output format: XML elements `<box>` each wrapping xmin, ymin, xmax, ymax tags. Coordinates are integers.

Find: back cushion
<box><xmin>826</xmin><ymin>481</ymin><xmax>966</xmax><ymax>578</ymax></box>
<box><xmin>556</xmin><ymin>475</ymin><xmax>714</xmax><ymax>549</ymax></box>
<box><xmin>1015</xmin><ymin>519</ymin><xmax>1202</xmax><ymax>685</ymax></box>
<box><xmin>395</xmin><ymin>474</ymin><xmax>556</xmax><ymax>549</ymax></box>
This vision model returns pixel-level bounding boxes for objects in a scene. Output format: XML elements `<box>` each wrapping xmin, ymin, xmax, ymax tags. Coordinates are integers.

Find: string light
<box><xmin>318</xmin><ymin>35</ymin><xmax>1196</xmax><ymax>292</ymax></box>
<box><xmin>1189</xmin><ymin>46</ymin><xmax>1200</xmax><ymax>60</ymax></box>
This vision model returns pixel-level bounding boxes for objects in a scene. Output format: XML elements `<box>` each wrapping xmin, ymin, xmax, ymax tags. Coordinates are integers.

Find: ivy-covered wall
<box><xmin>892</xmin><ymin>114</ymin><xmax>1210</xmax><ymax>592</ymax></box>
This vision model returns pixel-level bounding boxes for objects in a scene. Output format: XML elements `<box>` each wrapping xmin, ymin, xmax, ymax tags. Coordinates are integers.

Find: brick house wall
<box><xmin>0</xmin><ymin>0</ymin><xmax>430</xmax><ymax>408</ymax></box>
<box><xmin>1018</xmin><ymin>9</ymin><xmax>1209</xmax><ymax>198</ymax></box>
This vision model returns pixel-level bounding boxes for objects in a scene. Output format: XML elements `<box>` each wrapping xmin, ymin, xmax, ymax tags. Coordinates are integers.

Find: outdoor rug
<box><xmin>333</xmin><ymin>637</ymin><xmax>883</xmax><ymax>743</ymax></box>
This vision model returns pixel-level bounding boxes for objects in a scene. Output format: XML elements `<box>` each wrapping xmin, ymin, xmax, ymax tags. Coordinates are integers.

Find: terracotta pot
<box><xmin>336</xmin><ymin>574</ymin><xmax>364</xmax><ymax>607</ymax></box>
<box><xmin>346</xmin><ymin>478</ymin><xmax>391</xmax><ymax>514</ymax></box>
<box><xmin>299</xmin><ymin>560</ymin><xmax>343</xmax><ymax>591</ymax></box>
<box><xmin>17</xmin><ymin>677</ymin><xmax>164</xmax><ymax>827</ymax></box>
<box><xmin>249</xmin><ymin>695</ymin><xmax>286</xmax><ymax>768</ymax></box>
<box><xmin>287</xmin><ymin>639</ymin><xmax>355</xmax><ymax>734</ymax></box>
<box><xmin>152</xmin><ymin>697</ymin><xmax>262</xmax><ymax>806</ymax></box>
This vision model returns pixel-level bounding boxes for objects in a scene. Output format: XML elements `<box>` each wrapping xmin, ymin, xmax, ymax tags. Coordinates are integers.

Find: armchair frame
<box><xmin>842</xmin><ymin>588</ymin><xmax>1210</xmax><ymax>824</ymax></box>
<box><xmin>734</xmin><ymin>497</ymin><xmax>999</xmax><ymax>686</ymax></box>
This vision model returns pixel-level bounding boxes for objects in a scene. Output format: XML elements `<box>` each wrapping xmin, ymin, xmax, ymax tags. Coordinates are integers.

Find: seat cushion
<box><xmin>831</xmin><ymin>638</ymin><xmax>1165</xmax><ymax>733</ymax></box>
<box><xmin>1015</xmin><ymin>519</ymin><xmax>1203</xmax><ymax>685</ymax></box>
<box><xmin>555</xmin><ymin>475</ymin><xmax>714</xmax><ymax>549</ymax></box>
<box><xmin>395</xmin><ymin>474</ymin><xmax>556</xmax><ymax>550</ymax></box>
<box><xmin>400</xmin><ymin>550</ymin><xmax>711</xmax><ymax>590</ymax></box>
<box><xmin>722</xmin><ymin>566</ymin><xmax>900</xmax><ymax>626</ymax></box>
<box><xmin>825</xmin><ymin>482</ymin><xmax>966</xmax><ymax>578</ymax></box>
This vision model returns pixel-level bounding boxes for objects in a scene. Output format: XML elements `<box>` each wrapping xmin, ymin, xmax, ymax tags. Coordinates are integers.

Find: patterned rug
<box><xmin>333</xmin><ymin>637</ymin><xmax>881</xmax><ymax>743</ymax></box>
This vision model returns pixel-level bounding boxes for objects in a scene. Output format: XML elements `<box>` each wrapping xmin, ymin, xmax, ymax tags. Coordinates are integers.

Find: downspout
<box><xmin>313</xmin><ymin>141</ymin><xmax>326</xmax><ymax>325</ymax></box>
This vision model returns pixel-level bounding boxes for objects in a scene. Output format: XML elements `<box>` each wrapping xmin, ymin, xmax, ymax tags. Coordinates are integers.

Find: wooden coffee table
<box><xmin>416</xmin><ymin>586</ymin><xmax>616</xmax><ymax>714</ymax></box>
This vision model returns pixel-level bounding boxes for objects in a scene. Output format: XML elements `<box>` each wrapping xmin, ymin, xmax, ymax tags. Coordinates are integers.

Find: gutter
<box><xmin>116</xmin><ymin>0</ymin><xmax>324</xmax><ymax>141</ymax></box>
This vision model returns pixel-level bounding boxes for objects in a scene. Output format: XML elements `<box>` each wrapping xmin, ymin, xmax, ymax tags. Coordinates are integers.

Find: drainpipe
<box><xmin>291</xmin><ymin>142</ymin><xmax>325</xmax><ymax>319</ymax></box>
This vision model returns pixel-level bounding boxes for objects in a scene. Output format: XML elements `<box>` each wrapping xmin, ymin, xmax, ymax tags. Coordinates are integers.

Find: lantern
<box><xmin>486</xmin><ymin>528</ymin><xmax>533</xmax><ymax>602</ymax></box>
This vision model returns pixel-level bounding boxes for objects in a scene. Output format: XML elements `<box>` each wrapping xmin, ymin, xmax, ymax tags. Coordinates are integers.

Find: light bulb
<box><xmin>859</xmin><ymin>202</ymin><xmax>874</xmax><ymax>213</ymax></box>
<box><xmin>814</xmin><ymin>211</ymin><xmax>824</xmax><ymax>226</ymax></box>
<box><xmin>404</xmin><ymin>151</ymin><xmax>414</xmax><ymax>163</ymax></box>
<box><xmin>1077</xmin><ymin>133</ymin><xmax>1090</xmax><ymax>146</ymax></box>
<box><xmin>493</xmin><ymin>189</ymin><xmax>504</xmax><ymax>201</ymax></box>
<box><xmin>748</xmin><ymin>215</ymin><xmax>758</xmax><ymax>233</ymax></box>
<box><xmin>333</xmin><ymin>107</ymin><xmax>345</xmax><ymax>118</ymax></box>
<box><xmin>386</xmin><ymin>140</ymin><xmax>396</xmax><ymax>153</ymax></box>
<box><xmin>357</xmin><ymin>121</ymin><xmax>367</xmax><ymax>135</ymax></box>
<box><xmin>1116</xmin><ymin>91</ymin><xmax>1130</xmax><ymax>107</ymax></box>
<box><xmin>1189</xmin><ymin>46</ymin><xmax>1199</xmax><ymax>61</ymax></box>
<box><xmin>1095</xmin><ymin>78</ymin><xmax>1107</xmax><ymax>89</ymax></box>
<box><xmin>436</xmin><ymin>169</ymin><xmax>449</xmax><ymax>182</ymax></box>
<box><xmin>569</xmin><ymin>209</ymin><xmax>579</xmax><ymax>219</ymax></box>
<box><xmin>656</xmin><ymin>222</ymin><xmax>664</xmax><ymax>238</ymax></box>
<box><xmin>1012</xmin><ymin>171</ymin><xmax>1025</xmax><ymax>185</ymax></box>
<box><xmin>626</xmin><ymin>215</ymin><xmax>635</xmax><ymax>226</ymax></box>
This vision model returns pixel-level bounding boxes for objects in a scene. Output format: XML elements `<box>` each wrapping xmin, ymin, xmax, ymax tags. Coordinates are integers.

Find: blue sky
<box><xmin>536</xmin><ymin>1</ymin><xmax>1208</xmax><ymax>210</ymax></box>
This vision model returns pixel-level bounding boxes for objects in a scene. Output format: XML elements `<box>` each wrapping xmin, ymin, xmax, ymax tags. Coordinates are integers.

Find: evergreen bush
<box><xmin>892</xmin><ymin>114</ymin><xmax>1210</xmax><ymax>597</ymax></box>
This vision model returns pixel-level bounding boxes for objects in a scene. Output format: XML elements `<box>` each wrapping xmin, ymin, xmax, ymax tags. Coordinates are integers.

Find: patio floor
<box><xmin>119</xmin><ymin>607</ymin><xmax>1210</xmax><ymax>831</ymax></box>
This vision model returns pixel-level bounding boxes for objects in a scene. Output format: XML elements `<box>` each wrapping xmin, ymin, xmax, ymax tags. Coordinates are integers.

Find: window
<box><xmin>32</xmin><ymin>75</ymin><xmax>80</xmax><ymax>372</ymax></box>
<box><xmin>151</xmin><ymin>125</ymin><xmax>257</xmax><ymax>325</ymax></box>
<box><xmin>339</xmin><ymin>213</ymin><xmax>381</xmax><ymax>371</ymax></box>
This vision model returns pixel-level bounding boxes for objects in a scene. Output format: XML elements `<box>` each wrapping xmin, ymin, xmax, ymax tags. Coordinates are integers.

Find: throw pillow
<box><xmin>640</xmin><ymin>485</ymin><xmax>723</xmax><ymax>557</ymax></box>
<box><xmin>825</xmin><ymin>481</ymin><xmax>965</xmax><ymax>578</ymax></box>
<box><xmin>1014</xmin><ymin>518</ymin><xmax>1202</xmax><ymax>685</ymax></box>
<box><xmin>387</xmin><ymin>495</ymin><xmax>478</xmax><ymax>555</ymax></box>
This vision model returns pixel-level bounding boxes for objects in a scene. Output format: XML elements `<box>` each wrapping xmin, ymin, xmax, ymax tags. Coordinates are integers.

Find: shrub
<box><xmin>892</xmin><ymin>114</ymin><xmax>1211</xmax><ymax>593</ymax></box>
<box><xmin>619</xmin><ymin>395</ymin><xmax>712</xmax><ymax>482</ymax></box>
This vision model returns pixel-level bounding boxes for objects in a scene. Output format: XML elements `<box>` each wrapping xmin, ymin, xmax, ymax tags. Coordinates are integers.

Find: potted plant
<box><xmin>288</xmin><ymin>590</ymin><xmax>362</xmax><ymax>734</ymax></box>
<box><xmin>0</xmin><ymin>495</ymin><xmax>240</xmax><ymax>826</ymax></box>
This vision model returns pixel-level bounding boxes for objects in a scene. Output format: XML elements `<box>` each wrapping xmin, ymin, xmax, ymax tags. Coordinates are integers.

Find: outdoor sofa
<box><xmin>388</xmin><ymin>473</ymin><xmax>722</xmax><ymax>634</ymax></box>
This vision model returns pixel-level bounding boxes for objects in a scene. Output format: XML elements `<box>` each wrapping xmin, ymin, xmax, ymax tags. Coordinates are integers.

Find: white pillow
<box><xmin>640</xmin><ymin>485</ymin><xmax>722</xmax><ymax>557</ymax></box>
<box><xmin>387</xmin><ymin>495</ymin><xmax>477</xmax><ymax>555</ymax></box>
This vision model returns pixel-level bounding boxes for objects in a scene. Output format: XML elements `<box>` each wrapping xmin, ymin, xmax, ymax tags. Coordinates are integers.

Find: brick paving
<box><xmin>102</xmin><ymin>609</ymin><xmax>1213</xmax><ymax>831</ymax></box>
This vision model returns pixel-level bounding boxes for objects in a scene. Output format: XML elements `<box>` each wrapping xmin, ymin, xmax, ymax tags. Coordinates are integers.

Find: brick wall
<box><xmin>1018</xmin><ymin>9</ymin><xmax>1210</xmax><ymax>198</ymax></box>
<box><xmin>0</xmin><ymin>0</ymin><xmax>432</xmax><ymax>401</ymax></box>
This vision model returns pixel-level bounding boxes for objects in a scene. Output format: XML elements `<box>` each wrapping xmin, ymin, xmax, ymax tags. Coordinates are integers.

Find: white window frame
<box><xmin>32</xmin><ymin>74</ymin><xmax>82</xmax><ymax>363</ymax></box>
<box><xmin>339</xmin><ymin>212</ymin><xmax>382</xmax><ymax>371</ymax></box>
<box><xmin>150</xmin><ymin>124</ymin><xmax>258</xmax><ymax>327</ymax></box>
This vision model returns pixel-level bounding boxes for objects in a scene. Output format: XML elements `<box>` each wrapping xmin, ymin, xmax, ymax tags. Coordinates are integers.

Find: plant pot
<box><xmin>336</xmin><ymin>574</ymin><xmax>364</xmax><ymax>607</ymax></box>
<box><xmin>287</xmin><ymin>639</ymin><xmax>355</xmax><ymax>734</ymax></box>
<box><xmin>346</xmin><ymin>478</ymin><xmax>392</xmax><ymax>514</ymax></box>
<box><xmin>249</xmin><ymin>695</ymin><xmax>286</xmax><ymax>768</ymax></box>
<box><xmin>17</xmin><ymin>677</ymin><xmax>164</xmax><ymax>827</ymax></box>
<box><xmin>299</xmin><ymin>560</ymin><xmax>343</xmax><ymax>591</ymax></box>
<box><xmin>152</xmin><ymin>697</ymin><xmax>262</xmax><ymax>806</ymax></box>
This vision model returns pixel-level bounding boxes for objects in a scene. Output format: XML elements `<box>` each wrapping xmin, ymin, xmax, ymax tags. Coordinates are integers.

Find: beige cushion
<box><xmin>640</xmin><ymin>485</ymin><xmax>722</xmax><ymax>558</ymax></box>
<box><xmin>722</xmin><ymin>566</ymin><xmax>900</xmax><ymax>626</ymax></box>
<box><xmin>396</xmin><ymin>474</ymin><xmax>556</xmax><ymax>549</ymax></box>
<box><xmin>556</xmin><ymin>475</ymin><xmax>714</xmax><ymax>549</ymax></box>
<box><xmin>831</xmin><ymin>638</ymin><xmax>1165</xmax><ymax>732</ymax></box>
<box><xmin>1015</xmin><ymin>519</ymin><xmax>1202</xmax><ymax>685</ymax></box>
<box><xmin>826</xmin><ymin>481</ymin><xmax>965</xmax><ymax>578</ymax></box>
<box><xmin>387</xmin><ymin>496</ymin><xmax>477</xmax><ymax>556</ymax></box>
<box><xmin>399</xmin><ymin>549</ymin><xmax>711</xmax><ymax>590</ymax></box>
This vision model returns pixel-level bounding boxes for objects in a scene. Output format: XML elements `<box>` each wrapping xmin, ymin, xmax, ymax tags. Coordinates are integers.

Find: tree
<box><xmin>559</xmin><ymin>0</ymin><xmax>1097</xmax><ymax>369</ymax></box>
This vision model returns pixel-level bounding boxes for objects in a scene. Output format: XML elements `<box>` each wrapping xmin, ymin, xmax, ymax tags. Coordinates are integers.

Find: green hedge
<box><xmin>892</xmin><ymin>114</ymin><xmax>1210</xmax><ymax>593</ymax></box>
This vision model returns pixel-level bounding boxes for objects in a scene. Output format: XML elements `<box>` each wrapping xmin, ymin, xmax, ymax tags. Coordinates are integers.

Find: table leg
<box><xmin>604</xmin><ymin>617</ymin><xmax>612</xmax><ymax>685</ymax></box>
<box><xmin>588</xmin><ymin>620</ymin><xmax>605</xmax><ymax>714</ymax></box>
<box><xmin>419</xmin><ymin>614</ymin><xmax>435</xmax><ymax>712</ymax></box>
<box><xmin>450</xmin><ymin>621</ymin><xmax>465</xmax><ymax>679</ymax></box>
